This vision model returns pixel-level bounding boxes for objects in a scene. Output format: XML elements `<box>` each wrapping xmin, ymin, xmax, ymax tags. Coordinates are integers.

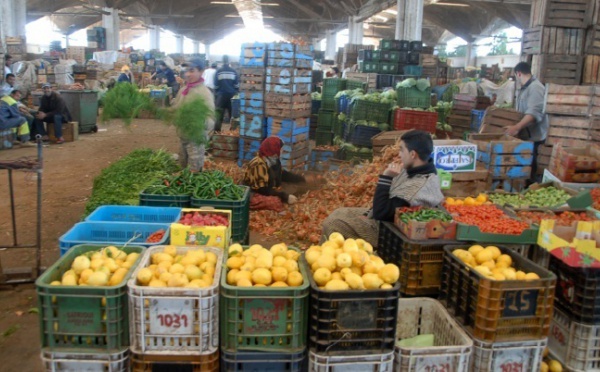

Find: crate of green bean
<box><xmin>393</xmin><ymin>207</ymin><xmax>458</xmax><ymax>240</ymax></box>
<box><xmin>488</xmin><ymin>182</ymin><xmax>591</xmax><ymax>210</ymax></box>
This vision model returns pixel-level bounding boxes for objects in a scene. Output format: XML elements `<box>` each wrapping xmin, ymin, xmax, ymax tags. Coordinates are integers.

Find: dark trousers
<box><xmin>529</xmin><ymin>140</ymin><xmax>545</xmax><ymax>185</ymax></box>
<box><xmin>215</xmin><ymin>93</ymin><xmax>234</xmax><ymax>132</ymax></box>
<box><xmin>32</xmin><ymin>114</ymin><xmax>64</xmax><ymax>139</ymax></box>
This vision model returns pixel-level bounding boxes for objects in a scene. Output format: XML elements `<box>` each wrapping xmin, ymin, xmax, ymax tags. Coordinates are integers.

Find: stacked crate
<box><xmin>592</xmin><ymin>86</ymin><xmax>600</xmax><ymax>144</ymax></box>
<box><xmin>5</xmin><ymin>36</ymin><xmax>27</xmax><ymax>62</ymax></box>
<box><xmin>421</xmin><ymin>54</ymin><xmax>448</xmax><ymax>87</ymax></box>
<box><xmin>238</xmin><ymin>43</ymin><xmax>268</xmax><ymax>166</ymax></box>
<box><xmin>468</xmin><ymin>133</ymin><xmax>534</xmax><ymax>192</ymax></box>
<box><xmin>523</xmin><ymin>0</ymin><xmax>589</xmax><ymax>84</ymax></box>
<box><xmin>548</xmin><ymin>143</ymin><xmax>600</xmax><ymax>183</ymax></box>
<box><xmin>440</xmin><ymin>245</ymin><xmax>556</xmax><ymax>372</ymax></box>
<box><xmin>318</xmin><ymin>78</ymin><xmax>346</xmax><ymax>146</ymax></box>
<box><xmin>345</xmin><ymin>72</ymin><xmax>377</xmax><ymax>91</ymax></box>
<box><xmin>358</xmin><ymin>39</ymin><xmax>422</xmax><ymax>76</ymax></box>
<box><xmin>543</xmin><ymin>84</ymin><xmax>593</xmax><ymax>149</ymax></box>
<box><xmin>265</xmin><ymin>43</ymin><xmax>312</xmax><ymax>172</ymax></box>
<box><xmin>447</xmin><ymin>94</ymin><xmax>491</xmax><ymax>140</ymax></box>
<box><xmin>341</xmin><ymin>43</ymin><xmax>373</xmax><ymax>70</ymax></box>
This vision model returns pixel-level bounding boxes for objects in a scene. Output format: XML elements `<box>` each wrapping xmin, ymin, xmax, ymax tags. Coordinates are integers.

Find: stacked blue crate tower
<box><xmin>238</xmin><ymin>43</ymin><xmax>268</xmax><ymax>166</ymax></box>
<box><xmin>264</xmin><ymin>43</ymin><xmax>313</xmax><ymax>172</ymax></box>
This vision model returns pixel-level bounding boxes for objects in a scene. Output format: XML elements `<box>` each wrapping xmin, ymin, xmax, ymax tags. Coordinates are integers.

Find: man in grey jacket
<box><xmin>505</xmin><ymin>62</ymin><xmax>549</xmax><ymax>184</ymax></box>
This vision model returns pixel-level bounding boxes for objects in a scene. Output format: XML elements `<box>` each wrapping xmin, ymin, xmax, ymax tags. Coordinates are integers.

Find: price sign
<box><xmin>503</xmin><ymin>289</ymin><xmax>538</xmax><ymax>318</ymax></box>
<box><xmin>149</xmin><ymin>298</ymin><xmax>193</xmax><ymax>335</ymax></box>
<box><xmin>415</xmin><ymin>355</ymin><xmax>454</xmax><ymax>372</ymax></box>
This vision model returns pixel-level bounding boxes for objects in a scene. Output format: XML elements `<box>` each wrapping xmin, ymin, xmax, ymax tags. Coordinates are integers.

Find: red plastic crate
<box><xmin>393</xmin><ymin>109</ymin><xmax>438</xmax><ymax>134</ymax></box>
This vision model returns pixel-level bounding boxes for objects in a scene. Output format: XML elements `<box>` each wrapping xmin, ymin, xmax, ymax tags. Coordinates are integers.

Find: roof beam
<box><xmin>286</xmin><ymin>0</ymin><xmax>323</xmax><ymax>19</ymax></box>
<box><xmin>356</xmin><ymin>0</ymin><xmax>397</xmax><ymax>23</ymax></box>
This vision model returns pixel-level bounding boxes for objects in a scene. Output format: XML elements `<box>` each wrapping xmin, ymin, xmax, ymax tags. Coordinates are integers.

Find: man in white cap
<box><xmin>31</xmin><ymin>84</ymin><xmax>71</xmax><ymax>144</ymax></box>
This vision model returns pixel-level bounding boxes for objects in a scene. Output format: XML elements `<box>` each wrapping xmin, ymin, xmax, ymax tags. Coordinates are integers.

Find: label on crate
<box><xmin>494</xmin><ymin>348</ymin><xmax>532</xmax><ymax>372</ymax></box>
<box><xmin>433</xmin><ymin>141</ymin><xmax>477</xmax><ymax>172</ymax></box>
<box><xmin>336</xmin><ymin>301</ymin><xmax>377</xmax><ymax>329</ymax></box>
<box><xmin>58</xmin><ymin>297</ymin><xmax>102</xmax><ymax>333</ymax></box>
<box><xmin>502</xmin><ymin>289</ymin><xmax>538</xmax><ymax>318</ymax></box>
<box><xmin>243</xmin><ymin>299</ymin><xmax>288</xmax><ymax>334</ymax></box>
<box><xmin>149</xmin><ymin>298</ymin><xmax>194</xmax><ymax>335</ymax></box>
<box><xmin>415</xmin><ymin>355</ymin><xmax>455</xmax><ymax>372</ymax></box>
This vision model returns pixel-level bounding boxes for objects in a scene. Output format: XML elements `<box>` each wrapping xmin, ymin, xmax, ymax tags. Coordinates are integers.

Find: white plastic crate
<box><xmin>41</xmin><ymin>348</ymin><xmax>129</xmax><ymax>372</ymax></box>
<box><xmin>471</xmin><ymin>337</ymin><xmax>547</xmax><ymax>372</ymax></box>
<box><xmin>549</xmin><ymin>306</ymin><xmax>600</xmax><ymax>371</ymax></box>
<box><xmin>395</xmin><ymin>298</ymin><xmax>472</xmax><ymax>372</ymax></box>
<box><xmin>309</xmin><ymin>350</ymin><xmax>394</xmax><ymax>372</ymax></box>
<box><xmin>127</xmin><ymin>245</ymin><xmax>223</xmax><ymax>355</ymax></box>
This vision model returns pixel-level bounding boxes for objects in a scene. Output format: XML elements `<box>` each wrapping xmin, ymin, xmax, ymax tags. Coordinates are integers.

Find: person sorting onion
<box><xmin>322</xmin><ymin>130</ymin><xmax>444</xmax><ymax>247</ymax></box>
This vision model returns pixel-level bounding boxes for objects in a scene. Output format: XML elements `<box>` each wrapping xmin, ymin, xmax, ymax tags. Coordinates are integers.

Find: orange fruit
<box><xmin>455</xmin><ymin>199</ymin><xmax>464</xmax><ymax>206</ymax></box>
<box><xmin>476</xmin><ymin>194</ymin><xmax>487</xmax><ymax>203</ymax></box>
<box><xmin>464</xmin><ymin>197</ymin><xmax>476</xmax><ymax>206</ymax></box>
<box><xmin>446</xmin><ymin>197</ymin><xmax>456</xmax><ymax>206</ymax></box>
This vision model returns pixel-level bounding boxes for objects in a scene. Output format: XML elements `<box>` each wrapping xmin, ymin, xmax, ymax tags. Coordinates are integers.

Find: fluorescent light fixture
<box><xmin>225</xmin><ymin>14</ymin><xmax>241</xmax><ymax>17</ymax></box>
<box><xmin>435</xmin><ymin>2</ymin><xmax>469</xmax><ymax>7</ymax></box>
<box><xmin>384</xmin><ymin>9</ymin><xmax>397</xmax><ymax>15</ymax></box>
<box><xmin>374</xmin><ymin>15</ymin><xmax>388</xmax><ymax>22</ymax></box>
<box><xmin>211</xmin><ymin>1</ymin><xmax>279</xmax><ymax>5</ymax></box>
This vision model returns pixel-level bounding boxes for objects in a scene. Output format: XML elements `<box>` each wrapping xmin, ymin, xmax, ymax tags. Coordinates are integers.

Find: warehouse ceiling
<box><xmin>26</xmin><ymin>0</ymin><xmax>533</xmax><ymax>46</ymax></box>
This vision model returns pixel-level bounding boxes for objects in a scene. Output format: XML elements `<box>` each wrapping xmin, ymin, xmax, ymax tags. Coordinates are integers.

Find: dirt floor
<box><xmin>0</xmin><ymin>118</ymin><xmax>282</xmax><ymax>371</ymax></box>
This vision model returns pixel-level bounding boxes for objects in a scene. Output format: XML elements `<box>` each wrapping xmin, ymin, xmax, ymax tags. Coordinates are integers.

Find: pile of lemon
<box><xmin>225</xmin><ymin>243</ymin><xmax>304</xmax><ymax>287</ymax></box>
<box><xmin>306</xmin><ymin>233</ymin><xmax>400</xmax><ymax>291</ymax></box>
<box><xmin>452</xmin><ymin>245</ymin><xmax>540</xmax><ymax>281</ymax></box>
<box><xmin>445</xmin><ymin>194</ymin><xmax>488</xmax><ymax>207</ymax></box>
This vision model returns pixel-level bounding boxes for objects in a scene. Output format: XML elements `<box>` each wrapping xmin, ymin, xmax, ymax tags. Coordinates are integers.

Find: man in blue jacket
<box><xmin>214</xmin><ymin>55</ymin><xmax>239</xmax><ymax>132</ymax></box>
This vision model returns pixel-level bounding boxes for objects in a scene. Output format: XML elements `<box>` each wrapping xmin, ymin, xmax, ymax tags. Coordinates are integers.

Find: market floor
<box><xmin>0</xmin><ymin>118</ymin><xmax>280</xmax><ymax>371</ymax></box>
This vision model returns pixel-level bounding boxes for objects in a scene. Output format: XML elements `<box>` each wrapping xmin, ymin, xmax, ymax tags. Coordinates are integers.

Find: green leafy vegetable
<box><xmin>163</xmin><ymin>97</ymin><xmax>214</xmax><ymax>145</ymax></box>
<box><xmin>100</xmin><ymin>83</ymin><xmax>157</xmax><ymax>125</ymax></box>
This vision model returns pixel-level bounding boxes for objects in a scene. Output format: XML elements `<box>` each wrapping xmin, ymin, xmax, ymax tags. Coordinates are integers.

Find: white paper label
<box><xmin>149</xmin><ymin>298</ymin><xmax>194</xmax><ymax>335</ymax></box>
<box><xmin>415</xmin><ymin>355</ymin><xmax>454</xmax><ymax>372</ymax></box>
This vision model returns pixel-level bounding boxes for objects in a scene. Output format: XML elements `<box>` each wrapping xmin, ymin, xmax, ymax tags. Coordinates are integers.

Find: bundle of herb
<box><xmin>100</xmin><ymin>83</ymin><xmax>157</xmax><ymax>125</ymax></box>
<box><xmin>162</xmin><ymin>96</ymin><xmax>214</xmax><ymax>145</ymax></box>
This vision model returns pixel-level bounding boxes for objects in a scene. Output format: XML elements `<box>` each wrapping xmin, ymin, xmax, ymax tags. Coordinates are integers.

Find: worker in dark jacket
<box><xmin>214</xmin><ymin>55</ymin><xmax>239</xmax><ymax>132</ymax></box>
<box><xmin>31</xmin><ymin>84</ymin><xmax>72</xmax><ymax>144</ymax></box>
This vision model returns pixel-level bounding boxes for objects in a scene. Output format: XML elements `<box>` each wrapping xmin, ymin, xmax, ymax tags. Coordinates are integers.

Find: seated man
<box><xmin>0</xmin><ymin>88</ymin><xmax>33</xmax><ymax>146</ymax></box>
<box><xmin>322</xmin><ymin>130</ymin><xmax>444</xmax><ymax>247</ymax></box>
<box><xmin>31</xmin><ymin>83</ymin><xmax>71</xmax><ymax>144</ymax></box>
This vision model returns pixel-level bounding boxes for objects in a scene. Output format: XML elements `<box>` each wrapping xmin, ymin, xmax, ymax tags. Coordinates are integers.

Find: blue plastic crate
<box><xmin>471</xmin><ymin>109</ymin><xmax>486</xmax><ymax>131</ymax></box>
<box><xmin>59</xmin><ymin>222</ymin><xmax>170</xmax><ymax>255</ymax></box>
<box><xmin>402</xmin><ymin>65</ymin><xmax>423</xmax><ymax>76</ymax></box>
<box><xmin>85</xmin><ymin>206</ymin><xmax>181</xmax><ymax>224</ymax></box>
<box><xmin>150</xmin><ymin>89</ymin><xmax>167</xmax><ymax>98</ymax></box>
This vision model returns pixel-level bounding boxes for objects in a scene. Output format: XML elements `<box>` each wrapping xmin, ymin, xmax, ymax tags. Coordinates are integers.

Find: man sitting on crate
<box><xmin>0</xmin><ymin>88</ymin><xmax>34</xmax><ymax>147</ymax></box>
<box><xmin>31</xmin><ymin>83</ymin><xmax>72</xmax><ymax>144</ymax></box>
<box><xmin>322</xmin><ymin>130</ymin><xmax>444</xmax><ymax>248</ymax></box>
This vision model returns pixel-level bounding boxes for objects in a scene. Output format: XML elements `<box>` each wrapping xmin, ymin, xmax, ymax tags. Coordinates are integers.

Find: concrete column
<box><xmin>176</xmin><ymin>35</ymin><xmax>184</xmax><ymax>54</ymax></box>
<box><xmin>403</xmin><ymin>0</ymin><xmax>423</xmax><ymax>41</ymax></box>
<box><xmin>205</xmin><ymin>44</ymin><xmax>211</xmax><ymax>60</ymax></box>
<box><xmin>148</xmin><ymin>27</ymin><xmax>160</xmax><ymax>50</ymax></box>
<box><xmin>0</xmin><ymin>0</ymin><xmax>26</xmax><ymax>38</ymax></box>
<box><xmin>192</xmin><ymin>41</ymin><xmax>200</xmax><ymax>54</ymax></box>
<box><xmin>395</xmin><ymin>0</ymin><xmax>405</xmax><ymax>40</ymax></box>
<box><xmin>313</xmin><ymin>38</ymin><xmax>321</xmax><ymax>51</ymax></box>
<box><xmin>102</xmin><ymin>7</ymin><xmax>120</xmax><ymax>51</ymax></box>
<box><xmin>325</xmin><ymin>30</ymin><xmax>336</xmax><ymax>60</ymax></box>
<box><xmin>465</xmin><ymin>42</ymin><xmax>474</xmax><ymax>68</ymax></box>
<box><xmin>348</xmin><ymin>16</ymin><xmax>363</xmax><ymax>45</ymax></box>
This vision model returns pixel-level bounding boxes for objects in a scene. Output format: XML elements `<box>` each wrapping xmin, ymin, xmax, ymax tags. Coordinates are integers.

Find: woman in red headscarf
<box><xmin>243</xmin><ymin>136</ymin><xmax>306</xmax><ymax>211</ymax></box>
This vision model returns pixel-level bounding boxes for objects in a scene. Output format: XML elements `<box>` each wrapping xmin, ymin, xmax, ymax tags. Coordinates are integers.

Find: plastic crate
<box><xmin>471</xmin><ymin>337</ymin><xmax>546</xmax><ymax>372</ymax></box>
<box><xmin>344</xmin><ymin>124</ymin><xmax>382</xmax><ymax>148</ymax></box>
<box><xmin>439</xmin><ymin>245</ymin><xmax>556</xmax><ymax>343</ymax></box>
<box><xmin>131</xmin><ymin>350</ymin><xmax>219</xmax><ymax>372</ymax></box>
<box><xmin>396</xmin><ymin>87</ymin><xmax>432</xmax><ymax>109</ymax></box>
<box><xmin>37</xmin><ymin>244</ymin><xmax>144</xmax><ymax>352</ymax></box>
<box><xmin>321</xmin><ymin>99</ymin><xmax>336</xmax><ymax>111</ymax></box>
<box><xmin>190</xmin><ymin>186</ymin><xmax>250</xmax><ymax>244</ymax></box>
<box><xmin>332</xmin><ymin>119</ymin><xmax>344</xmax><ymax>137</ymax></box>
<box><xmin>471</xmin><ymin>109</ymin><xmax>486</xmax><ymax>131</ymax></box>
<box><xmin>402</xmin><ymin>65</ymin><xmax>423</xmax><ymax>76</ymax></box>
<box><xmin>548</xmin><ymin>305</ymin><xmax>600</xmax><ymax>372</ymax></box>
<box><xmin>41</xmin><ymin>348</ymin><xmax>130</xmax><ymax>372</ymax></box>
<box><xmin>0</xmin><ymin>128</ymin><xmax>15</xmax><ymax>150</ymax></box>
<box><xmin>220</xmin><ymin>247</ymin><xmax>309</xmax><ymax>352</ymax></box>
<box><xmin>395</xmin><ymin>298</ymin><xmax>473</xmax><ymax>372</ymax></box>
<box><xmin>58</xmin><ymin>222</ymin><xmax>170</xmax><ymax>255</ymax></box>
<box><xmin>318</xmin><ymin>109</ymin><xmax>336</xmax><ymax>129</ymax></box>
<box><xmin>315</xmin><ymin>130</ymin><xmax>333</xmax><ymax>146</ymax></box>
<box><xmin>312</xmin><ymin>100</ymin><xmax>321</xmax><ymax>115</ymax></box>
<box><xmin>323</xmin><ymin>79</ymin><xmax>347</xmax><ymax>96</ymax></box>
<box><xmin>127</xmin><ymin>246</ymin><xmax>223</xmax><ymax>355</ymax></box>
<box><xmin>530</xmin><ymin>244</ymin><xmax>551</xmax><ymax>269</ymax></box>
<box><xmin>548</xmin><ymin>254</ymin><xmax>600</xmax><ymax>324</ymax></box>
<box><xmin>139</xmin><ymin>192</ymin><xmax>191</xmax><ymax>208</ymax></box>
<box><xmin>221</xmin><ymin>349</ymin><xmax>306</xmax><ymax>372</ymax></box>
<box><xmin>309</xmin><ymin>350</ymin><xmax>394</xmax><ymax>372</ymax></box>
<box><xmin>377</xmin><ymin>222</ymin><xmax>455</xmax><ymax>296</ymax></box>
<box><xmin>393</xmin><ymin>109</ymin><xmax>437</xmax><ymax>133</ymax></box>
<box><xmin>335</xmin><ymin>95</ymin><xmax>351</xmax><ymax>114</ymax></box>
<box><xmin>85</xmin><ymin>205</ymin><xmax>181</xmax><ymax>224</ymax></box>
<box><xmin>346</xmin><ymin>80</ymin><xmax>367</xmax><ymax>91</ymax></box>
<box><xmin>349</xmin><ymin>100</ymin><xmax>391</xmax><ymax>123</ymax></box>
<box><xmin>302</xmin><ymin>257</ymin><xmax>400</xmax><ymax>355</ymax></box>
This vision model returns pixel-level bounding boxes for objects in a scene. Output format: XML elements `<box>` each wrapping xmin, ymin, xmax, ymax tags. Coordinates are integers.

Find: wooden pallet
<box><xmin>543</xmin><ymin>83</ymin><xmax>592</xmax><ymax>116</ymax></box>
<box><xmin>582</xmin><ymin>55</ymin><xmax>600</xmax><ymax>84</ymax></box>
<box><xmin>522</xmin><ymin>26</ymin><xmax>585</xmax><ymax>55</ymax></box>
<box><xmin>530</xmin><ymin>0</ymin><xmax>589</xmax><ymax>28</ymax></box>
<box><xmin>531</xmin><ymin>54</ymin><xmax>582</xmax><ymax>85</ymax></box>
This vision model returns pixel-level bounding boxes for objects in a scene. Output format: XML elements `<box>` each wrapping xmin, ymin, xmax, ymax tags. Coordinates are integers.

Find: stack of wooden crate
<box><xmin>5</xmin><ymin>37</ymin><xmax>27</xmax><ymax>62</ymax></box>
<box><xmin>583</xmin><ymin>1</ymin><xmax>600</xmax><ymax>84</ymax></box>
<box><xmin>447</xmin><ymin>94</ymin><xmax>491</xmax><ymax>139</ymax></box>
<box><xmin>524</xmin><ymin>0</ymin><xmax>589</xmax><ymax>84</ymax></box>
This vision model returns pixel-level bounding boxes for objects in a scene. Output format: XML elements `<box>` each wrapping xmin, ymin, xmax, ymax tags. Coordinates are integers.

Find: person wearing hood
<box><xmin>322</xmin><ymin>130</ymin><xmax>444</xmax><ymax>247</ymax></box>
<box><xmin>243</xmin><ymin>136</ymin><xmax>306</xmax><ymax>211</ymax></box>
<box><xmin>31</xmin><ymin>83</ymin><xmax>72</xmax><ymax>144</ymax></box>
<box><xmin>118</xmin><ymin>65</ymin><xmax>134</xmax><ymax>84</ymax></box>
<box><xmin>170</xmin><ymin>58</ymin><xmax>215</xmax><ymax>172</ymax></box>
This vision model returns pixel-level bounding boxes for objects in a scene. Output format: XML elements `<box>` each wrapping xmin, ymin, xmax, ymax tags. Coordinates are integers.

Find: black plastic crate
<box><xmin>358</xmin><ymin>49</ymin><xmax>373</xmax><ymax>62</ymax></box>
<box><xmin>409</xmin><ymin>41</ymin><xmax>423</xmax><ymax>52</ymax></box>
<box><xmin>408</xmin><ymin>52</ymin><xmax>420</xmax><ymax>65</ymax></box>
<box><xmin>302</xmin><ymin>258</ymin><xmax>399</xmax><ymax>355</ymax></box>
<box><xmin>221</xmin><ymin>349</ymin><xmax>306</xmax><ymax>371</ymax></box>
<box><xmin>399</xmin><ymin>40</ymin><xmax>410</xmax><ymax>51</ymax></box>
<box><xmin>344</xmin><ymin>124</ymin><xmax>381</xmax><ymax>148</ymax></box>
<box><xmin>139</xmin><ymin>193</ymin><xmax>191</xmax><ymax>208</ymax></box>
<box><xmin>397</xmin><ymin>51</ymin><xmax>408</xmax><ymax>64</ymax></box>
<box><xmin>549</xmin><ymin>254</ymin><xmax>600</xmax><ymax>323</ymax></box>
<box><xmin>311</xmin><ymin>100</ymin><xmax>321</xmax><ymax>115</ymax></box>
<box><xmin>377</xmin><ymin>221</ymin><xmax>457</xmax><ymax>296</ymax></box>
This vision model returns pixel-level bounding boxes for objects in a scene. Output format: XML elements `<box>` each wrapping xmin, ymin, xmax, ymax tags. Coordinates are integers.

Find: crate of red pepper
<box><xmin>445</xmin><ymin>204</ymin><xmax>539</xmax><ymax>244</ymax></box>
<box><xmin>515</xmin><ymin>210</ymin><xmax>598</xmax><ymax>226</ymax></box>
<box><xmin>170</xmin><ymin>208</ymin><xmax>231</xmax><ymax>248</ymax></box>
<box><xmin>393</xmin><ymin>206</ymin><xmax>457</xmax><ymax>240</ymax></box>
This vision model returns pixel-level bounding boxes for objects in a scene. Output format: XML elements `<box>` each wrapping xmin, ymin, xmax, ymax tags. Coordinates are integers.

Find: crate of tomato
<box><xmin>170</xmin><ymin>209</ymin><xmax>231</xmax><ymax>248</ymax></box>
<box><xmin>393</xmin><ymin>206</ymin><xmax>457</xmax><ymax>240</ymax></box>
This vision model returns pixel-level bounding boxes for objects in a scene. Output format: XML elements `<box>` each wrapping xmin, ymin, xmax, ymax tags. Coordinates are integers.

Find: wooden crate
<box><xmin>531</xmin><ymin>54</ymin><xmax>582</xmax><ymax>85</ymax></box>
<box><xmin>447</xmin><ymin>113</ymin><xmax>471</xmax><ymax>139</ymax></box>
<box><xmin>479</xmin><ymin>107</ymin><xmax>524</xmax><ymax>134</ymax></box>
<box><xmin>530</xmin><ymin>0</ymin><xmax>589</xmax><ymax>28</ymax></box>
<box><xmin>522</xmin><ymin>27</ymin><xmax>585</xmax><ymax>55</ymax></box>
<box><xmin>452</xmin><ymin>94</ymin><xmax>492</xmax><ymax>111</ymax></box>
<box><xmin>344</xmin><ymin>72</ymin><xmax>377</xmax><ymax>91</ymax></box>
<box><xmin>441</xmin><ymin>165</ymin><xmax>489</xmax><ymax>198</ymax></box>
<box><xmin>592</xmin><ymin>118</ymin><xmax>600</xmax><ymax>143</ymax></box>
<box><xmin>543</xmin><ymin>83</ymin><xmax>592</xmax><ymax>116</ymax></box>
<box><xmin>585</xmin><ymin>25</ymin><xmax>600</xmax><ymax>55</ymax></box>
<box><xmin>549</xmin><ymin>144</ymin><xmax>600</xmax><ymax>183</ymax></box>
<box><xmin>582</xmin><ymin>55</ymin><xmax>600</xmax><ymax>84</ymax></box>
<box><xmin>371</xmin><ymin>130</ymin><xmax>409</xmax><ymax>156</ymax></box>
<box><xmin>546</xmin><ymin>115</ymin><xmax>591</xmax><ymax>148</ymax></box>
<box><xmin>239</xmin><ymin>68</ymin><xmax>265</xmax><ymax>92</ymax></box>
<box><xmin>47</xmin><ymin>121</ymin><xmax>79</xmax><ymax>142</ymax></box>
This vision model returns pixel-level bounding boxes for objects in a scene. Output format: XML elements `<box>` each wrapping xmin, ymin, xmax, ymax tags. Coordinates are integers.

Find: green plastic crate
<box><xmin>37</xmin><ymin>244</ymin><xmax>144</xmax><ymax>352</ymax></box>
<box><xmin>349</xmin><ymin>100</ymin><xmax>392</xmax><ymax>123</ymax></box>
<box><xmin>317</xmin><ymin>109</ymin><xmax>336</xmax><ymax>129</ymax></box>
<box><xmin>359</xmin><ymin>61</ymin><xmax>379</xmax><ymax>73</ymax></box>
<box><xmin>396</xmin><ymin>87</ymin><xmax>432</xmax><ymax>109</ymax></box>
<box><xmin>321</xmin><ymin>99</ymin><xmax>336</xmax><ymax>111</ymax></box>
<box><xmin>191</xmin><ymin>186</ymin><xmax>250</xmax><ymax>244</ymax></box>
<box><xmin>322</xmin><ymin>79</ymin><xmax>346</xmax><ymax>97</ymax></box>
<box><xmin>346</xmin><ymin>80</ymin><xmax>367</xmax><ymax>91</ymax></box>
<box><xmin>378</xmin><ymin>62</ymin><xmax>398</xmax><ymax>75</ymax></box>
<box><xmin>332</xmin><ymin>119</ymin><xmax>344</xmax><ymax>137</ymax></box>
<box><xmin>315</xmin><ymin>131</ymin><xmax>333</xmax><ymax>146</ymax></box>
<box><xmin>139</xmin><ymin>192</ymin><xmax>191</xmax><ymax>208</ymax></box>
<box><xmin>220</xmin><ymin>247</ymin><xmax>309</xmax><ymax>352</ymax></box>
